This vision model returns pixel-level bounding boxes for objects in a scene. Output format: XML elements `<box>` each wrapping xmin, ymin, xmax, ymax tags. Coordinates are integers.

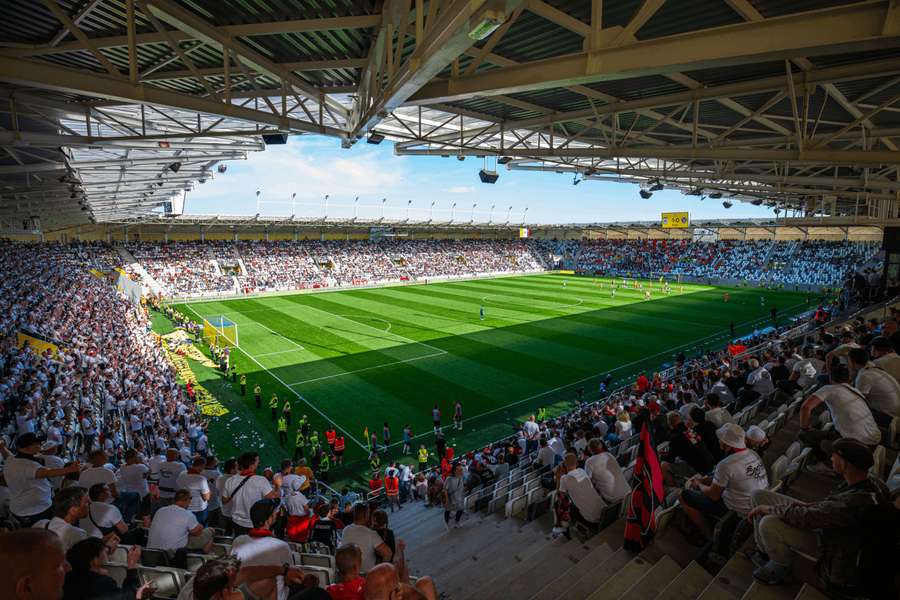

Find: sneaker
<box><xmin>752</xmin><ymin>560</ymin><xmax>792</xmax><ymax>585</ymax></box>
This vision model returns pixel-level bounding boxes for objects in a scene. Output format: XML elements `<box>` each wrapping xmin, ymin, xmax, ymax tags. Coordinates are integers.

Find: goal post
<box><xmin>203</xmin><ymin>316</ymin><xmax>239</xmax><ymax>348</ymax></box>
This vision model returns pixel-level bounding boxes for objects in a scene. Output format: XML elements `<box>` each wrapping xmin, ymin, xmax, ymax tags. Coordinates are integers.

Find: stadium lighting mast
<box><xmin>489</xmin><ymin>204</ymin><xmax>495</xmax><ymax>224</ymax></box>
<box><xmin>522</xmin><ymin>207</ymin><xmax>529</xmax><ymax>224</ymax></box>
<box><xmin>450</xmin><ymin>202</ymin><xmax>456</xmax><ymax>222</ymax></box>
<box><xmin>291</xmin><ymin>192</ymin><xmax>296</xmax><ymax>217</ymax></box>
<box><xmin>471</xmin><ymin>203</ymin><xmax>477</xmax><ymax>222</ymax></box>
<box><xmin>505</xmin><ymin>205</ymin><xmax>512</xmax><ymax>224</ymax></box>
<box><xmin>406</xmin><ymin>199</ymin><xmax>412</xmax><ymax>221</ymax></box>
<box><xmin>323</xmin><ymin>194</ymin><xmax>329</xmax><ymax>219</ymax></box>
<box><xmin>256</xmin><ymin>189</ymin><xmax>261</xmax><ymax>213</ymax></box>
<box><xmin>429</xmin><ymin>201</ymin><xmax>435</xmax><ymax>222</ymax></box>
<box><xmin>381</xmin><ymin>197</ymin><xmax>386</xmax><ymax>219</ymax></box>
<box><xmin>354</xmin><ymin>196</ymin><xmax>359</xmax><ymax>220</ymax></box>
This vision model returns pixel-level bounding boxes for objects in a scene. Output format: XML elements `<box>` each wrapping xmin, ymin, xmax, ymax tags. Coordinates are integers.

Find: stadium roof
<box><xmin>2</xmin><ymin>1</ymin><xmax>900</xmax><ymax>229</ymax></box>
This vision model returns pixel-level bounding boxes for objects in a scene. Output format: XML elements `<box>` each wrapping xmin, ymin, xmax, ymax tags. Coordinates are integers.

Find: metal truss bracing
<box><xmin>2</xmin><ymin>1</ymin><xmax>900</xmax><ymax>227</ymax></box>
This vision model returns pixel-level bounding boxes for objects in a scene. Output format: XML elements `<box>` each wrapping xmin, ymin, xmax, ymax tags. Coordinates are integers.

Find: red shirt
<box><xmin>327</xmin><ymin>576</ymin><xmax>365</xmax><ymax>600</ymax></box>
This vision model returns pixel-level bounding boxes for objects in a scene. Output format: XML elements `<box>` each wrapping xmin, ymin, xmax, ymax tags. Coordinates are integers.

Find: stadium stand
<box><xmin>1</xmin><ymin>238</ymin><xmax>898</xmax><ymax>600</ymax></box>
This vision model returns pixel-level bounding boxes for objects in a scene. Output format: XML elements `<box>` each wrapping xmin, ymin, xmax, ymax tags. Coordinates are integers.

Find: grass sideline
<box><xmin>163</xmin><ymin>273</ymin><xmax>810</xmax><ymax>484</ymax></box>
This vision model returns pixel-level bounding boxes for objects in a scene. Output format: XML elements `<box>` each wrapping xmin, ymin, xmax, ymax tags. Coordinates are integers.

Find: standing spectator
<box><xmin>442</xmin><ymin>463</ymin><xmax>465</xmax><ymax>531</ymax></box>
<box><xmin>3</xmin><ymin>434</ymin><xmax>80</xmax><ymax>527</ymax></box>
<box><xmin>557</xmin><ymin>453</ymin><xmax>606</xmax><ymax>528</ymax></box>
<box><xmin>523</xmin><ymin>416</ymin><xmax>540</xmax><ymax>454</ymax></box>
<box><xmin>177</xmin><ymin>456</ymin><xmax>212</xmax><ymax>525</ymax></box>
<box><xmin>215</xmin><ymin>458</ymin><xmax>238</xmax><ymax>535</ymax></box>
<box><xmin>371</xmin><ymin>509</ymin><xmax>397</xmax><ymax>561</ymax></box>
<box><xmin>341</xmin><ymin>503</ymin><xmax>392</xmax><ymax>573</ymax></box>
<box><xmin>79</xmin><ymin>484</ymin><xmax>128</xmax><ymax>540</ymax></box>
<box><xmin>157</xmin><ymin>449</ymin><xmax>186</xmax><ymax>507</ymax></box>
<box><xmin>223</xmin><ymin>452</ymin><xmax>280</xmax><ymax>536</ymax></box>
<box><xmin>117</xmin><ymin>449</ymin><xmax>151</xmax><ymax>520</ymax></box>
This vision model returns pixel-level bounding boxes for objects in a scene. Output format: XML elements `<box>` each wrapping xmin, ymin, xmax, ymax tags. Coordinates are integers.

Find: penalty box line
<box><xmin>286</xmin><ymin>348</ymin><xmax>448</xmax><ymax>387</ymax></box>
<box><xmin>182</xmin><ymin>304</ymin><xmax>369</xmax><ymax>452</ymax></box>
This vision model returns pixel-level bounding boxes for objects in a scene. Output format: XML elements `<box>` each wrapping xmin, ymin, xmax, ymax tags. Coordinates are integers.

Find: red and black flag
<box><xmin>623</xmin><ymin>422</ymin><xmax>665</xmax><ymax>552</ymax></box>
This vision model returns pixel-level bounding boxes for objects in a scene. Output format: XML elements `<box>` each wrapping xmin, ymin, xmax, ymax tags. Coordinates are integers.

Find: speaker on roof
<box><xmin>367</xmin><ymin>132</ymin><xmax>385</xmax><ymax>144</ymax></box>
<box><xmin>262</xmin><ymin>133</ymin><xmax>289</xmax><ymax>145</ymax></box>
<box><xmin>479</xmin><ymin>169</ymin><xmax>499</xmax><ymax>184</ymax></box>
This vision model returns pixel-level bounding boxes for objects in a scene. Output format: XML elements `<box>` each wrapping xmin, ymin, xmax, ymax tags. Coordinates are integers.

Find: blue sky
<box><xmin>184</xmin><ymin>134</ymin><xmax>776</xmax><ymax>224</ymax></box>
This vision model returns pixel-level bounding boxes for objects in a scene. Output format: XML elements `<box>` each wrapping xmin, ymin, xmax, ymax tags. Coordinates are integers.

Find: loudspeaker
<box><xmin>478</xmin><ymin>169</ymin><xmax>499</xmax><ymax>184</ymax></box>
<box><xmin>262</xmin><ymin>133</ymin><xmax>288</xmax><ymax>145</ymax></box>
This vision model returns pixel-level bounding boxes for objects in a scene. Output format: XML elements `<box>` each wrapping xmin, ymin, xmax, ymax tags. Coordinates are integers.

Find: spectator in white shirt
<box><xmin>583</xmin><ymin>439</ymin><xmax>631</xmax><ymax>504</ymax></box>
<box><xmin>80</xmin><ymin>483</ymin><xmax>129</xmax><ymax>540</ymax></box>
<box><xmin>158</xmin><ymin>448</ymin><xmax>186</xmax><ymax>504</ymax></box>
<box><xmin>216</xmin><ymin>458</ymin><xmax>238</xmax><ymax>535</ymax></box>
<box><xmin>848</xmin><ymin>347</ymin><xmax>900</xmax><ymax>426</ymax></box>
<box><xmin>32</xmin><ymin>487</ymin><xmax>90</xmax><ymax>552</ymax></box>
<box><xmin>202</xmin><ymin>456</ymin><xmax>223</xmax><ymax>529</ymax></box>
<box><xmin>3</xmin><ymin>433</ymin><xmax>81</xmax><ymax>527</ymax></box>
<box><xmin>230</xmin><ymin>500</ymin><xmax>293</xmax><ymax>600</ymax></box>
<box><xmin>146</xmin><ymin>489</ymin><xmax>213</xmax><ymax>553</ymax></box>
<box><xmin>283</xmin><ymin>478</ymin><xmax>309</xmax><ymax>517</ymax></box>
<box><xmin>747</xmin><ymin>359</ymin><xmax>775</xmax><ymax>398</ymax></box>
<box><xmin>222</xmin><ymin>452</ymin><xmax>280</xmax><ymax>536</ymax></box>
<box><xmin>557</xmin><ymin>453</ymin><xmax>606</xmax><ymax>527</ymax></box>
<box><xmin>79</xmin><ymin>450</ymin><xmax>139</xmax><ymax>525</ymax></box>
<box><xmin>176</xmin><ymin>456</ymin><xmax>211</xmax><ymax>525</ymax></box>
<box><xmin>536</xmin><ymin>438</ymin><xmax>556</xmax><ymax>468</ymax></box>
<box><xmin>117</xmin><ymin>449</ymin><xmax>150</xmax><ymax>518</ymax></box>
<box><xmin>704</xmin><ymin>393</ymin><xmax>734</xmax><ymax>427</ymax></box>
<box><xmin>522</xmin><ymin>416</ymin><xmax>541</xmax><ymax>454</ymax></box>
<box><xmin>871</xmin><ymin>336</ymin><xmax>900</xmax><ymax>382</ymax></box>
<box><xmin>38</xmin><ymin>441</ymin><xmax>66</xmax><ymax>491</ymax></box>
<box><xmin>341</xmin><ymin>503</ymin><xmax>393</xmax><ymax>573</ymax></box>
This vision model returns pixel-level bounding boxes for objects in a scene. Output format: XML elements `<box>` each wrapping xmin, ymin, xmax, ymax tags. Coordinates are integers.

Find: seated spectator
<box><xmin>0</xmin><ymin>528</ymin><xmax>70</xmax><ymax>600</ymax></box>
<box><xmin>186</xmin><ymin>556</ymin><xmax>314</xmax><ymax>600</ymax></box>
<box><xmin>33</xmin><ymin>487</ymin><xmax>90</xmax><ymax>552</ymax></box>
<box><xmin>848</xmin><ymin>347</ymin><xmax>900</xmax><ymax>426</ymax></box>
<box><xmin>679</xmin><ymin>424</ymin><xmax>769</xmax><ymax>541</ymax></box>
<box><xmin>871</xmin><ymin>335</ymin><xmax>900</xmax><ymax>382</ymax></box>
<box><xmin>660</xmin><ymin>411</ymin><xmax>716</xmax><ymax>488</ymax></box>
<box><xmin>80</xmin><ymin>483</ymin><xmax>129</xmax><ymax>540</ymax></box>
<box><xmin>745</xmin><ymin>425</ymin><xmax>770</xmax><ymax>455</ymax></box>
<box><xmin>556</xmin><ymin>453</ymin><xmax>605</xmax><ymax>529</ymax></box>
<box><xmin>746</xmin><ymin>359</ymin><xmax>775</xmax><ymax>399</ymax></box>
<box><xmin>3</xmin><ymin>433</ymin><xmax>80</xmax><ymax>527</ymax></box>
<box><xmin>310</xmin><ymin>503</ymin><xmax>338</xmax><ymax>550</ymax></box>
<box><xmin>412</xmin><ymin>473</ymin><xmax>427</xmax><ymax>502</ymax></box>
<box><xmin>799</xmin><ymin>365</ymin><xmax>881</xmax><ymax>469</ymax></box>
<box><xmin>748</xmin><ymin>439</ymin><xmax>895</xmax><ymax>596</ymax></box>
<box><xmin>341</xmin><ymin>503</ymin><xmax>392</xmax><ymax>573</ymax></box>
<box><xmin>583</xmin><ymin>438</ymin><xmax>631</xmax><ymax>504</ymax></box>
<box><xmin>230</xmin><ymin>499</ymin><xmax>292</xmax><ymax>600</ymax></box>
<box><xmin>364</xmin><ymin>563</ymin><xmax>437</xmax><ymax>600</ymax></box>
<box><xmin>327</xmin><ymin>544</ymin><xmax>366</xmax><ymax>600</ymax></box>
<box><xmin>63</xmin><ymin>537</ymin><xmax>153</xmax><ymax>600</ymax></box>
<box><xmin>790</xmin><ymin>346</ymin><xmax>823</xmax><ymax>390</ymax></box>
<box><xmin>146</xmin><ymin>489</ymin><xmax>213</xmax><ymax>553</ymax></box>
<box><xmin>536</xmin><ymin>437</ymin><xmax>555</xmax><ymax>468</ymax></box>
<box><xmin>704</xmin><ymin>393</ymin><xmax>733</xmax><ymax>427</ymax></box>
<box><xmin>689</xmin><ymin>407</ymin><xmax>725</xmax><ymax>462</ymax></box>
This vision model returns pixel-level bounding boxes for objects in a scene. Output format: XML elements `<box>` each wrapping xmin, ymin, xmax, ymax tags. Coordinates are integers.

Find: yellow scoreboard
<box><xmin>661</xmin><ymin>212</ymin><xmax>690</xmax><ymax>229</ymax></box>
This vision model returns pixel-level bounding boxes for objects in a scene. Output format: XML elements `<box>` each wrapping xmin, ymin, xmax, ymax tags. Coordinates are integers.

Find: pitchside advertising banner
<box><xmin>661</xmin><ymin>212</ymin><xmax>690</xmax><ymax>228</ymax></box>
<box><xmin>17</xmin><ymin>328</ymin><xmax>61</xmax><ymax>360</ymax></box>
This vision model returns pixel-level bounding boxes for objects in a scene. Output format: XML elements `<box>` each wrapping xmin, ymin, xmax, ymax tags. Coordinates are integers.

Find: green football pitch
<box><xmin>170</xmin><ymin>273</ymin><xmax>809</xmax><ymax>479</ymax></box>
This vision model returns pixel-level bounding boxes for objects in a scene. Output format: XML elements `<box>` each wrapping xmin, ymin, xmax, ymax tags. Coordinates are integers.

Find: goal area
<box><xmin>203</xmin><ymin>316</ymin><xmax>239</xmax><ymax>348</ymax></box>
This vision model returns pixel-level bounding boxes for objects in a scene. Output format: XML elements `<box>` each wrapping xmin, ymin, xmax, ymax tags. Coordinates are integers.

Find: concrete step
<box><xmin>553</xmin><ymin>547</ymin><xmax>634</xmax><ymax>600</ymax></box>
<box><xmin>444</xmin><ymin>523</ymin><xmax>551</xmax><ymax>600</ymax></box>
<box><xmin>655</xmin><ymin>561</ymin><xmax>714</xmax><ymax>600</ymax></box>
<box><xmin>529</xmin><ymin>543</ymin><xmax>614</xmax><ymax>600</ymax></box>
<box><xmin>697</xmin><ymin>551</ymin><xmax>756</xmax><ymax>600</ymax></box>
<box><xmin>740</xmin><ymin>581</ymin><xmax>803</xmax><ymax>600</ymax></box>
<box><xmin>475</xmin><ymin>534</ymin><xmax>592</xmax><ymax>600</ymax></box>
<box><xmin>410</xmin><ymin>513</ymin><xmax>525</xmax><ymax>576</ymax></box>
<box><xmin>794</xmin><ymin>584</ymin><xmax>829</xmax><ymax>600</ymax></box>
<box><xmin>585</xmin><ymin>554</ymin><xmax>654</xmax><ymax>600</ymax></box>
<box><xmin>616</xmin><ymin>554</ymin><xmax>683</xmax><ymax>600</ymax></box>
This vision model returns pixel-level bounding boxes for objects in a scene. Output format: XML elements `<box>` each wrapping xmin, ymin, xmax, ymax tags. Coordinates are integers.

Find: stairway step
<box><xmin>697</xmin><ymin>551</ymin><xmax>756</xmax><ymax>600</ymax></box>
<box><xmin>740</xmin><ymin>581</ymin><xmax>803</xmax><ymax>600</ymax></box>
<box><xmin>794</xmin><ymin>584</ymin><xmax>829</xmax><ymax>600</ymax></box>
<box><xmin>617</xmin><ymin>554</ymin><xmax>683</xmax><ymax>600</ymax></box>
<box><xmin>556</xmin><ymin>547</ymin><xmax>634</xmax><ymax>600</ymax></box>
<box><xmin>477</xmin><ymin>535</ymin><xmax>590</xmax><ymax>600</ymax></box>
<box><xmin>655</xmin><ymin>561</ymin><xmax>714</xmax><ymax>600</ymax></box>
<box><xmin>529</xmin><ymin>543</ymin><xmax>614</xmax><ymax>600</ymax></box>
<box><xmin>411</xmin><ymin>513</ymin><xmax>527</xmax><ymax>576</ymax></box>
<box><xmin>585</xmin><ymin>555</ymin><xmax>654</xmax><ymax>600</ymax></box>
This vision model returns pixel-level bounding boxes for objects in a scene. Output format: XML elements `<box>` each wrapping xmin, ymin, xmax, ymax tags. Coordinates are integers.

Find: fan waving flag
<box><xmin>623</xmin><ymin>422</ymin><xmax>665</xmax><ymax>552</ymax></box>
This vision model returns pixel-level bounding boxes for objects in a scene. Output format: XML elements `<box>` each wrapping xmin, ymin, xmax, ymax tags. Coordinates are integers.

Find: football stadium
<box><xmin>1</xmin><ymin>2</ymin><xmax>900</xmax><ymax>600</ymax></box>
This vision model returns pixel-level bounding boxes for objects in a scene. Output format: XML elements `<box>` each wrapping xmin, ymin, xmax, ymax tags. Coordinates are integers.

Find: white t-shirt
<box><xmin>217</xmin><ymin>474</ymin><xmax>235</xmax><ymax>518</ymax></box>
<box><xmin>147</xmin><ymin>505</ymin><xmax>199</xmax><ymax>550</ymax></box>
<box><xmin>280</xmin><ymin>474</ymin><xmax>302</xmax><ymax>497</ymax></box>
<box><xmin>341</xmin><ymin>524</ymin><xmax>386</xmax><ymax>573</ymax></box>
<box><xmin>747</xmin><ymin>367</ymin><xmax>774</xmax><ymax>396</ymax></box>
<box><xmin>583</xmin><ymin>453</ymin><xmax>631</xmax><ymax>504</ymax></box>
<box><xmin>874</xmin><ymin>353</ymin><xmax>900</xmax><ymax>383</ymax></box>
<box><xmin>117</xmin><ymin>463</ymin><xmax>150</xmax><ymax>498</ymax></box>
<box><xmin>792</xmin><ymin>358</ymin><xmax>823</xmax><ymax>388</ymax></box>
<box><xmin>79</xmin><ymin>466</ymin><xmax>116</xmax><ymax>492</ymax></box>
<box><xmin>537</xmin><ymin>446</ymin><xmax>556</xmax><ymax>467</ymax></box>
<box><xmin>230</xmin><ymin>535</ymin><xmax>292</xmax><ymax>600</ymax></box>
<box><xmin>176</xmin><ymin>472</ymin><xmax>210</xmax><ymax>512</ymax></box>
<box><xmin>522</xmin><ymin>421</ymin><xmax>540</xmax><ymax>441</ymax></box>
<box><xmin>712</xmin><ymin>450</ymin><xmax>769</xmax><ymax>516</ymax></box>
<box><xmin>855</xmin><ymin>365</ymin><xmax>900</xmax><ymax>417</ymax></box>
<box><xmin>4</xmin><ymin>456</ymin><xmax>52</xmax><ymax>517</ymax></box>
<box><xmin>705</xmin><ymin>407</ymin><xmax>733</xmax><ymax>428</ymax></box>
<box><xmin>202</xmin><ymin>469</ymin><xmax>222</xmax><ymax>512</ymax></box>
<box><xmin>80</xmin><ymin>501</ymin><xmax>123</xmax><ymax>538</ymax></box>
<box><xmin>284</xmin><ymin>491</ymin><xmax>309</xmax><ymax>517</ymax></box>
<box><xmin>158</xmin><ymin>461</ymin><xmax>187</xmax><ymax>498</ymax></box>
<box><xmin>40</xmin><ymin>454</ymin><xmax>66</xmax><ymax>490</ymax></box>
<box><xmin>559</xmin><ymin>468</ymin><xmax>606</xmax><ymax>523</ymax></box>
<box><xmin>33</xmin><ymin>517</ymin><xmax>87</xmax><ymax>551</ymax></box>
<box><xmin>224</xmin><ymin>474</ymin><xmax>273</xmax><ymax>528</ymax></box>
<box><xmin>814</xmin><ymin>384</ymin><xmax>882</xmax><ymax>445</ymax></box>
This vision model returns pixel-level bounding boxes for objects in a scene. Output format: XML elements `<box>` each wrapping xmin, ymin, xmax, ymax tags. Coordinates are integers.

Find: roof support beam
<box><xmin>0</xmin><ymin>56</ymin><xmax>344</xmax><ymax>137</ymax></box>
<box><xmin>408</xmin><ymin>2</ymin><xmax>900</xmax><ymax>104</ymax></box>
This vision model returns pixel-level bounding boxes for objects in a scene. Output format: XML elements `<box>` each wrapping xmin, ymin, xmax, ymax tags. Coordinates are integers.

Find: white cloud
<box><xmin>448</xmin><ymin>186</ymin><xmax>474</xmax><ymax>194</ymax></box>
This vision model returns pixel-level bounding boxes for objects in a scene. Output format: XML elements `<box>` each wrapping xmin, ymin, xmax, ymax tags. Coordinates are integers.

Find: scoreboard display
<box><xmin>661</xmin><ymin>212</ymin><xmax>690</xmax><ymax>229</ymax></box>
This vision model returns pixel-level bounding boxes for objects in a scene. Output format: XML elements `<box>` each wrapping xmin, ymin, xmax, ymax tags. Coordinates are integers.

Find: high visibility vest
<box><xmin>277</xmin><ymin>418</ymin><xmax>287</xmax><ymax>432</ymax></box>
<box><xmin>309</xmin><ymin>432</ymin><xmax>319</xmax><ymax>446</ymax></box>
<box><xmin>254</xmin><ymin>386</ymin><xmax>261</xmax><ymax>395</ymax></box>
<box><xmin>370</xmin><ymin>455</ymin><xmax>381</xmax><ymax>470</ymax></box>
<box><xmin>319</xmin><ymin>455</ymin><xmax>330</xmax><ymax>472</ymax></box>
<box><xmin>240</xmin><ymin>375</ymin><xmax>246</xmax><ymax>385</ymax></box>
<box><xmin>334</xmin><ymin>437</ymin><xmax>345</xmax><ymax>451</ymax></box>
<box><xmin>385</xmin><ymin>476</ymin><xmax>399</xmax><ymax>496</ymax></box>
<box><xmin>283</xmin><ymin>401</ymin><xmax>291</xmax><ymax>412</ymax></box>
<box><xmin>325</xmin><ymin>430</ymin><xmax>336</xmax><ymax>445</ymax></box>
<box><xmin>418</xmin><ymin>448</ymin><xmax>428</xmax><ymax>463</ymax></box>
<box><xmin>295</xmin><ymin>431</ymin><xmax>306</xmax><ymax>446</ymax></box>
<box><xmin>269</xmin><ymin>396</ymin><xmax>278</xmax><ymax>408</ymax></box>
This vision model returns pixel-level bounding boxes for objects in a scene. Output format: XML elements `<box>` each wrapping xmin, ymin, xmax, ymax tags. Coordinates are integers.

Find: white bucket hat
<box><xmin>745</xmin><ymin>425</ymin><xmax>766</xmax><ymax>444</ymax></box>
<box><xmin>716</xmin><ymin>423</ymin><xmax>747</xmax><ymax>450</ymax></box>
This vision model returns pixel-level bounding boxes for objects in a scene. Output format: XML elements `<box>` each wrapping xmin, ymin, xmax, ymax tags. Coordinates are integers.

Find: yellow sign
<box><xmin>17</xmin><ymin>329</ymin><xmax>61</xmax><ymax>361</ymax></box>
<box><xmin>661</xmin><ymin>212</ymin><xmax>690</xmax><ymax>229</ymax></box>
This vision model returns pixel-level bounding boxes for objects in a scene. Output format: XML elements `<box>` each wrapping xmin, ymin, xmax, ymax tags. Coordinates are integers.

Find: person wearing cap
<box><xmin>799</xmin><ymin>365</ymin><xmax>881</xmax><ymax>467</ymax></box>
<box><xmin>2</xmin><ymin>433</ymin><xmax>81</xmax><ymax>527</ymax></box>
<box><xmin>870</xmin><ymin>335</ymin><xmax>900</xmax><ymax>382</ymax></box>
<box><xmin>744</xmin><ymin>425</ymin><xmax>770</xmax><ymax>454</ymax></box>
<box><xmin>747</xmin><ymin>438</ymin><xmax>894</xmax><ymax>593</ymax></box>
<box><xmin>229</xmin><ymin>499</ymin><xmax>292</xmax><ymax>600</ymax></box>
<box><xmin>847</xmin><ymin>347</ymin><xmax>900</xmax><ymax>426</ymax></box>
<box><xmin>679</xmin><ymin>423</ymin><xmax>769</xmax><ymax>541</ymax></box>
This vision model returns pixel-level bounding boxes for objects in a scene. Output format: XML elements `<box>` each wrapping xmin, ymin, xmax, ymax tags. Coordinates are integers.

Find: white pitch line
<box><xmin>481</xmin><ymin>294</ymin><xmax>585</xmax><ymax>312</ymax></box>
<box><xmin>241</xmin><ymin>321</ymin><xmax>306</xmax><ymax>351</ymax></box>
<box><xmin>256</xmin><ymin>348</ymin><xmax>307</xmax><ymax>358</ymax></box>
<box><xmin>287</xmin><ymin>350</ymin><xmax>448</xmax><ymax>386</ymax></box>
<box><xmin>182</xmin><ymin>304</ymin><xmax>368</xmax><ymax>452</ymax></box>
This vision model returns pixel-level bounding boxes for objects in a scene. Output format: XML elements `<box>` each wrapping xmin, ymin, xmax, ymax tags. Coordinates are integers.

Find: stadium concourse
<box><xmin>0</xmin><ymin>238</ymin><xmax>898</xmax><ymax>600</ymax></box>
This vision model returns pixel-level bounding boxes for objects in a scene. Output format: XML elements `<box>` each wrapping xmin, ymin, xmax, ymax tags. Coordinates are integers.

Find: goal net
<box><xmin>203</xmin><ymin>316</ymin><xmax>239</xmax><ymax>348</ymax></box>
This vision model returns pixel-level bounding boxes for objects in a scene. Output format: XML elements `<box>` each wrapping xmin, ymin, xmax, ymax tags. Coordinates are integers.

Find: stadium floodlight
<box><xmin>217</xmin><ymin>164</ymin><xmax>227</xmax><ymax>174</ymax></box>
<box><xmin>649</xmin><ymin>180</ymin><xmax>664</xmax><ymax>192</ymax></box>
<box><xmin>505</xmin><ymin>205</ymin><xmax>512</xmax><ymax>224</ymax></box>
<box><xmin>471</xmin><ymin>203</ymin><xmax>477</xmax><ymax>222</ymax></box>
<box><xmin>367</xmin><ymin>132</ymin><xmax>385</xmax><ymax>144</ymax></box>
<box><xmin>639</xmin><ymin>189</ymin><xmax>652</xmax><ymax>199</ymax></box>
<box><xmin>323</xmin><ymin>194</ymin><xmax>330</xmax><ymax>219</ymax></box>
<box><xmin>751</xmin><ymin>198</ymin><xmax>763</xmax><ymax>206</ymax></box>
<box><xmin>168</xmin><ymin>162</ymin><xmax>181</xmax><ymax>173</ymax></box>
<box><xmin>573</xmin><ymin>176</ymin><xmax>581</xmax><ymax>186</ymax></box>
<box><xmin>709</xmin><ymin>192</ymin><xmax>723</xmax><ymax>199</ymax></box>
<box><xmin>354</xmin><ymin>196</ymin><xmax>359</xmax><ymax>219</ymax></box>
<box><xmin>722</xmin><ymin>201</ymin><xmax>733</xmax><ymax>208</ymax></box>
<box><xmin>291</xmin><ymin>192</ymin><xmax>297</xmax><ymax>215</ymax></box>
<box><xmin>256</xmin><ymin>189</ymin><xmax>261</xmax><ymax>213</ymax></box>
<box><xmin>381</xmin><ymin>198</ymin><xmax>386</xmax><ymax>219</ymax></box>
<box><xmin>406</xmin><ymin>199</ymin><xmax>412</xmax><ymax>220</ymax></box>
<box><xmin>489</xmin><ymin>204</ymin><xmax>495</xmax><ymax>223</ymax></box>
<box><xmin>478</xmin><ymin>169</ymin><xmax>499</xmax><ymax>183</ymax></box>
<box><xmin>497</xmin><ymin>156</ymin><xmax>512</xmax><ymax>165</ymax></box>
<box><xmin>451</xmin><ymin>202</ymin><xmax>456</xmax><ymax>221</ymax></box>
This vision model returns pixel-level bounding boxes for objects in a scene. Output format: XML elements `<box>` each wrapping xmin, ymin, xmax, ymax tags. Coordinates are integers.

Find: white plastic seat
<box><xmin>785</xmin><ymin>441</ymin><xmax>803</xmax><ymax>462</ymax></box>
<box><xmin>138</xmin><ymin>567</ymin><xmax>183</xmax><ymax>599</ymax></box>
<box><xmin>504</xmin><ymin>494</ymin><xmax>528</xmax><ymax>517</ymax></box>
<box><xmin>299</xmin><ymin>553</ymin><xmax>336</xmax><ymax>572</ymax></box>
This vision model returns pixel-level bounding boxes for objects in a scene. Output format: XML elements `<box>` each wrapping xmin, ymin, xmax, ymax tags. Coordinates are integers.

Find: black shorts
<box><xmin>335</xmin><ymin>449</ymin><xmax>344</xmax><ymax>456</ymax></box>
